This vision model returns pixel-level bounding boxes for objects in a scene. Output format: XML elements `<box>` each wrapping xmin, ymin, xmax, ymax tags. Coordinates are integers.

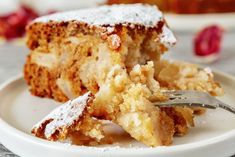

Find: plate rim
<box><xmin>0</xmin><ymin>71</ymin><xmax>235</xmax><ymax>155</ymax></box>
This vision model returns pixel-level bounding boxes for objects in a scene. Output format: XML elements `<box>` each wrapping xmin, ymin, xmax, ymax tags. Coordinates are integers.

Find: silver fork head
<box><xmin>156</xmin><ymin>90</ymin><xmax>218</xmax><ymax>109</ymax></box>
<box><xmin>155</xmin><ymin>90</ymin><xmax>235</xmax><ymax>114</ymax></box>
<box><xmin>160</xmin><ymin>90</ymin><xmax>217</xmax><ymax>108</ymax></box>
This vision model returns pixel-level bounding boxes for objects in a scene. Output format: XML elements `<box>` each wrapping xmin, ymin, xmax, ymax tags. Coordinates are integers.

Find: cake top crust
<box><xmin>34</xmin><ymin>4</ymin><xmax>163</xmax><ymax>28</ymax></box>
<box><xmin>32</xmin><ymin>92</ymin><xmax>93</xmax><ymax>139</ymax></box>
<box><xmin>32</xmin><ymin>4</ymin><xmax>177</xmax><ymax>46</ymax></box>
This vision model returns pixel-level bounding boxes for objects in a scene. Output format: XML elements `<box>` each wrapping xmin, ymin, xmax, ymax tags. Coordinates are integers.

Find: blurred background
<box><xmin>0</xmin><ymin>0</ymin><xmax>235</xmax><ymax>156</ymax></box>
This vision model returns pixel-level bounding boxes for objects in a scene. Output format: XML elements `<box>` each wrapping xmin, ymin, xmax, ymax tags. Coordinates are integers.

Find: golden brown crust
<box><xmin>158</xmin><ymin>109</ymin><xmax>175</xmax><ymax>145</ymax></box>
<box><xmin>26</xmin><ymin>21</ymin><xmax>166</xmax><ymax>50</ymax></box>
<box><xmin>24</xmin><ymin>56</ymin><xmax>69</xmax><ymax>102</ymax></box>
<box><xmin>161</xmin><ymin>107</ymin><xmax>189</xmax><ymax>136</ymax></box>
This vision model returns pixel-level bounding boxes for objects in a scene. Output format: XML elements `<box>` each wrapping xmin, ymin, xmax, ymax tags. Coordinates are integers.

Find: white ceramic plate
<box><xmin>0</xmin><ymin>72</ymin><xmax>235</xmax><ymax>157</ymax></box>
<box><xmin>165</xmin><ymin>13</ymin><xmax>235</xmax><ymax>32</ymax></box>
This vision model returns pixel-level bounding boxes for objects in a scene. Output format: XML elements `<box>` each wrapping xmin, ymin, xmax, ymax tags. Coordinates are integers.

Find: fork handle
<box><xmin>218</xmin><ymin>102</ymin><xmax>235</xmax><ymax>114</ymax></box>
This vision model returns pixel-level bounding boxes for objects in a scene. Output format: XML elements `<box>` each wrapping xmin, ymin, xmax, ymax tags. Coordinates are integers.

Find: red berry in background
<box><xmin>0</xmin><ymin>5</ymin><xmax>39</xmax><ymax>40</ymax></box>
<box><xmin>194</xmin><ymin>25</ymin><xmax>224</xmax><ymax>58</ymax></box>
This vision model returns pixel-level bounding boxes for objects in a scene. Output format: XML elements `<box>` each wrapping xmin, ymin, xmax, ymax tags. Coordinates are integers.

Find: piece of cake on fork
<box><xmin>26</xmin><ymin>4</ymin><xmax>223</xmax><ymax>147</ymax></box>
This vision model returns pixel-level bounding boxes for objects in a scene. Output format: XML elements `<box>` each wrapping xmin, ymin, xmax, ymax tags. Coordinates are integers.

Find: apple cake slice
<box><xmin>26</xmin><ymin>4</ymin><xmax>223</xmax><ymax>147</ymax></box>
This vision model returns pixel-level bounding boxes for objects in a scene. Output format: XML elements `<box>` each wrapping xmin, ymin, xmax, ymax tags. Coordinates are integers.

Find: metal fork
<box><xmin>155</xmin><ymin>90</ymin><xmax>235</xmax><ymax>114</ymax></box>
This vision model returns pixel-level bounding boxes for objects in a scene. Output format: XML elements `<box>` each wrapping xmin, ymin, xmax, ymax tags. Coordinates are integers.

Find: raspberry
<box><xmin>194</xmin><ymin>25</ymin><xmax>224</xmax><ymax>57</ymax></box>
<box><xmin>0</xmin><ymin>5</ymin><xmax>38</xmax><ymax>40</ymax></box>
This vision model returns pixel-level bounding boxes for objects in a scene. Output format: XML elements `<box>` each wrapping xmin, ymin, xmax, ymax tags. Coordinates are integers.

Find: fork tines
<box><xmin>154</xmin><ymin>90</ymin><xmax>235</xmax><ymax>114</ymax></box>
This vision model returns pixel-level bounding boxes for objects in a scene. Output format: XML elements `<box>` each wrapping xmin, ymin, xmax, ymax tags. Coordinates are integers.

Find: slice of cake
<box><xmin>24</xmin><ymin>4</ymin><xmax>176</xmax><ymax>102</ymax></box>
<box><xmin>31</xmin><ymin>92</ymin><xmax>109</xmax><ymax>145</ymax></box>
<box><xmin>26</xmin><ymin>4</ymin><xmax>223</xmax><ymax>147</ymax></box>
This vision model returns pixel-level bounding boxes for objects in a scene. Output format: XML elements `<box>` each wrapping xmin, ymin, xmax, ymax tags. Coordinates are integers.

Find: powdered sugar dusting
<box><xmin>34</xmin><ymin>4</ymin><xmax>163</xmax><ymax>28</ymax></box>
<box><xmin>160</xmin><ymin>25</ymin><xmax>177</xmax><ymax>46</ymax></box>
<box><xmin>33</xmin><ymin>4</ymin><xmax>176</xmax><ymax>47</ymax></box>
<box><xmin>33</xmin><ymin>92</ymin><xmax>92</xmax><ymax>138</ymax></box>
